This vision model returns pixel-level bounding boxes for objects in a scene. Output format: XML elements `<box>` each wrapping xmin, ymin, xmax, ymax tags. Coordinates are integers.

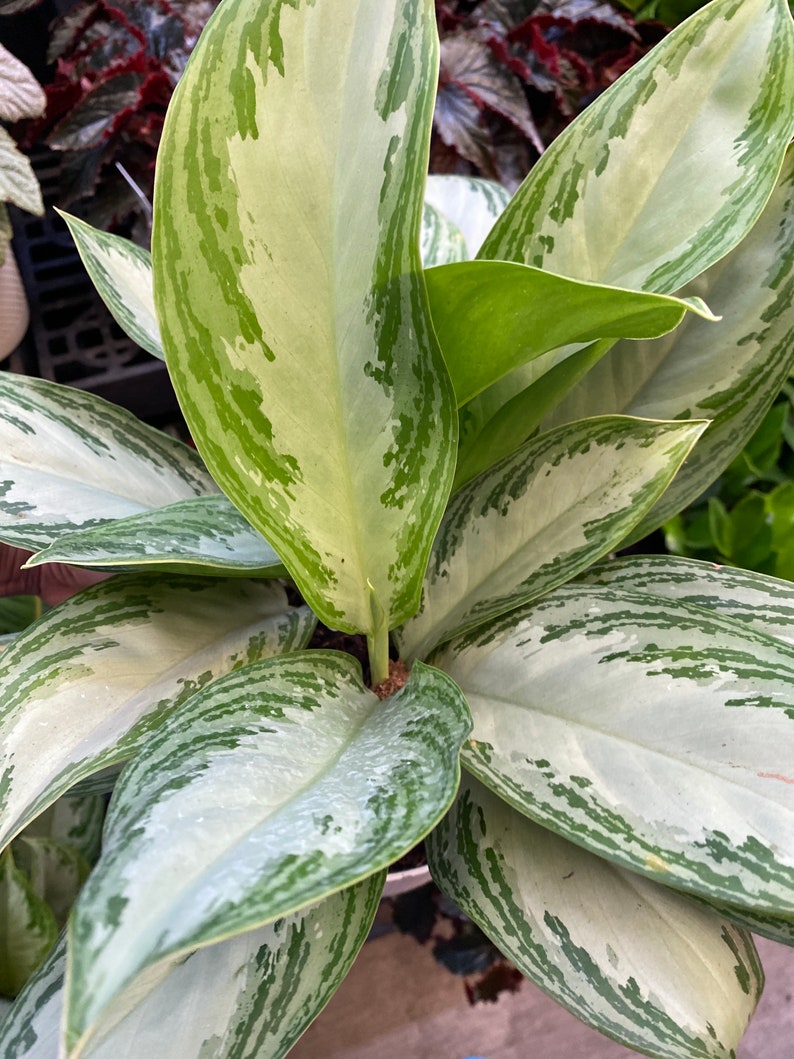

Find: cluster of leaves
<box><xmin>0</xmin><ymin>0</ymin><xmax>793</xmax><ymax>1057</ymax></box>
<box><xmin>0</xmin><ymin>10</ymin><xmax>43</xmax><ymax>262</ymax></box>
<box><xmin>431</xmin><ymin>0</ymin><xmax>666</xmax><ymax>188</ymax></box>
<box><xmin>16</xmin><ymin>0</ymin><xmax>219</xmax><ymax>233</ymax></box>
<box><xmin>665</xmin><ymin>379</ymin><xmax>794</xmax><ymax>579</ymax></box>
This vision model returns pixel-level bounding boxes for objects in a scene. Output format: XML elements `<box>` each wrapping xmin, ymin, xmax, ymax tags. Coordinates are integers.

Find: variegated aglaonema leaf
<box><xmin>479</xmin><ymin>0</ymin><xmax>794</xmax><ymax>295</ymax></box>
<box><xmin>425</xmin><ymin>260</ymin><xmax>714</xmax><ymax>406</ymax></box>
<box><xmin>432</xmin><ymin>567</ymin><xmax>794</xmax><ymax>914</ymax></box>
<box><xmin>428</xmin><ymin>772</ymin><xmax>763</xmax><ymax>1059</ymax></box>
<box><xmin>24</xmin><ymin>495</ymin><xmax>286</xmax><ymax>578</ymax></box>
<box><xmin>420</xmin><ymin>202</ymin><xmax>467</xmax><ymax>268</ymax></box>
<box><xmin>63</xmin><ymin>653</ymin><xmax>470</xmax><ymax>1053</ymax></box>
<box><xmin>423</xmin><ymin>174</ymin><xmax>510</xmax><ymax>259</ymax></box>
<box><xmin>58</xmin><ymin>212</ymin><xmax>164</xmax><ymax>360</ymax></box>
<box><xmin>1</xmin><ymin>877</ymin><xmax>384</xmax><ymax>1059</ymax></box>
<box><xmin>0</xmin><ymin>374</ymin><xmax>215</xmax><ymax>552</ymax></box>
<box><xmin>0</xmin><ymin>575</ymin><xmax>315</xmax><ymax>850</ymax></box>
<box><xmin>152</xmin><ymin>0</ymin><xmax>457</xmax><ymax>649</ymax></box>
<box><xmin>579</xmin><ymin>553</ymin><xmax>794</xmax><ymax>646</ymax></box>
<box><xmin>396</xmin><ymin>415</ymin><xmax>706</xmax><ymax>662</ymax></box>
<box><xmin>546</xmin><ymin>146</ymin><xmax>794</xmax><ymax>545</ymax></box>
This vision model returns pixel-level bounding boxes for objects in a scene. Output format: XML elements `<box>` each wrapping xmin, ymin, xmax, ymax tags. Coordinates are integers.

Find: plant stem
<box><xmin>367</xmin><ymin>624</ymin><xmax>390</xmax><ymax>687</ymax></box>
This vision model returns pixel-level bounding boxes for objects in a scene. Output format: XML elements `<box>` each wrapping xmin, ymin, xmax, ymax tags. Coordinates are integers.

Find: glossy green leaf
<box><xmin>423</xmin><ymin>174</ymin><xmax>510</xmax><ymax>258</ymax></box>
<box><xmin>0</xmin><ymin>849</ymin><xmax>57</xmax><ymax>998</ymax></box>
<box><xmin>479</xmin><ymin>0</ymin><xmax>794</xmax><ymax>295</ymax></box>
<box><xmin>453</xmin><ymin>339</ymin><xmax>613</xmax><ymax>490</ymax></box>
<box><xmin>58</xmin><ymin>212</ymin><xmax>163</xmax><ymax>360</ymax></box>
<box><xmin>152</xmin><ymin>0</ymin><xmax>457</xmax><ymax>637</ymax></box>
<box><xmin>432</xmin><ymin>576</ymin><xmax>794</xmax><ymax>914</ymax></box>
<box><xmin>420</xmin><ymin>202</ymin><xmax>467</xmax><ymax>268</ymax></box>
<box><xmin>25</xmin><ymin>495</ymin><xmax>286</xmax><ymax>578</ymax></box>
<box><xmin>1</xmin><ymin>877</ymin><xmax>383</xmax><ymax>1059</ymax></box>
<box><xmin>0</xmin><ymin>575</ymin><xmax>314</xmax><ymax>850</ymax></box>
<box><xmin>426</xmin><ymin>259</ymin><xmax>715</xmax><ymax>406</ymax></box>
<box><xmin>63</xmin><ymin>653</ymin><xmax>470</xmax><ymax>1051</ymax></box>
<box><xmin>0</xmin><ymin>374</ymin><xmax>215</xmax><ymax>552</ymax></box>
<box><xmin>428</xmin><ymin>773</ymin><xmax>762</xmax><ymax>1059</ymax></box>
<box><xmin>546</xmin><ymin>147</ymin><xmax>794</xmax><ymax>544</ymax></box>
<box><xmin>396</xmin><ymin>415</ymin><xmax>706</xmax><ymax>662</ymax></box>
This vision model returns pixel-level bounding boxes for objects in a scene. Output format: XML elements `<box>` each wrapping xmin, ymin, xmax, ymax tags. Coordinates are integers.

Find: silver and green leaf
<box><xmin>433</xmin><ymin>572</ymin><xmax>794</xmax><ymax>913</ymax></box>
<box><xmin>152</xmin><ymin>0</ymin><xmax>457</xmax><ymax>654</ymax></box>
<box><xmin>428</xmin><ymin>773</ymin><xmax>763</xmax><ymax>1059</ymax></box>
<box><xmin>0</xmin><ymin>575</ymin><xmax>314</xmax><ymax>849</ymax></box>
<box><xmin>0</xmin><ymin>374</ymin><xmax>215</xmax><ymax>552</ymax></box>
<box><xmin>397</xmin><ymin>415</ymin><xmax>706</xmax><ymax>661</ymax></box>
<box><xmin>63</xmin><ymin>653</ymin><xmax>470</xmax><ymax>1050</ymax></box>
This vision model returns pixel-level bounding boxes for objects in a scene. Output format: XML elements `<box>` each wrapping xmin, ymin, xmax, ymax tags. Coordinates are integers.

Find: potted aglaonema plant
<box><xmin>1</xmin><ymin>0</ymin><xmax>794</xmax><ymax>1056</ymax></box>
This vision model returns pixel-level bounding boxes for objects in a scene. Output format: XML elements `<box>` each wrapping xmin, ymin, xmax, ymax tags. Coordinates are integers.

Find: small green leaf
<box><xmin>63</xmin><ymin>653</ymin><xmax>470</xmax><ymax>1051</ymax></box>
<box><xmin>12</xmin><ymin>837</ymin><xmax>89</xmax><ymax>928</ymax></box>
<box><xmin>428</xmin><ymin>773</ymin><xmax>762</xmax><ymax>1059</ymax></box>
<box><xmin>427</xmin><ymin>260</ymin><xmax>714</xmax><ymax>406</ymax></box>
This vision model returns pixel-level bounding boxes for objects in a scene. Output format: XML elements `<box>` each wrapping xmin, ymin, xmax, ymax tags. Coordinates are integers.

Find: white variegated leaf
<box><xmin>152</xmin><ymin>0</ymin><xmax>457</xmax><ymax>640</ymax></box>
<box><xmin>423</xmin><ymin>174</ymin><xmax>510</xmax><ymax>258</ymax></box>
<box><xmin>432</xmin><ymin>579</ymin><xmax>794</xmax><ymax>913</ymax></box>
<box><xmin>428</xmin><ymin>773</ymin><xmax>762</xmax><ymax>1059</ymax></box>
<box><xmin>396</xmin><ymin>415</ymin><xmax>706</xmax><ymax>662</ymax></box>
<box><xmin>0</xmin><ymin>878</ymin><xmax>384</xmax><ymax>1059</ymax></box>
<box><xmin>544</xmin><ymin>147</ymin><xmax>794</xmax><ymax>542</ymax></box>
<box><xmin>579</xmin><ymin>554</ymin><xmax>794</xmax><ymax>646</ymax></box>
<box><xmin>0</xmin><ymin>374</ymin><xmax>216</xmax><ymax>551</ymax></box>
<box><xmin>0</xmin><ymin>575</ymin><xmax>314</xmax><ymax>850</ymax></box>
<box><xmin>480</xmin><ymin>0</ymin><xmax>794</xmax><ymax>295</ymax></box>
<box><xmin>63</xmin><ymin>654</ymin><xmax>470</xmax><ymax>1051</ymax></box>
<box><xmin>0</xmin><ymin>43</ymin><xmax>45</xmax><ymax>122</ymax></box>
<box><xmin>59</xmin><ymin>212</ymin><xmax>163</xmax><ymax>360</ymax></box>
<box><xmin>0</xmin><ymin>127</ymin><xmax>42</xmax><ymax>220</ymax></box>
<box><xmin>25</xmin><ymin>495</ymin><xmax>285</xmax><ymax>578</ymax></box>
<box><xmin>420</xmin><ymin>201</ymin><xmax>467</xmax><ymax>267</ymax></box>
